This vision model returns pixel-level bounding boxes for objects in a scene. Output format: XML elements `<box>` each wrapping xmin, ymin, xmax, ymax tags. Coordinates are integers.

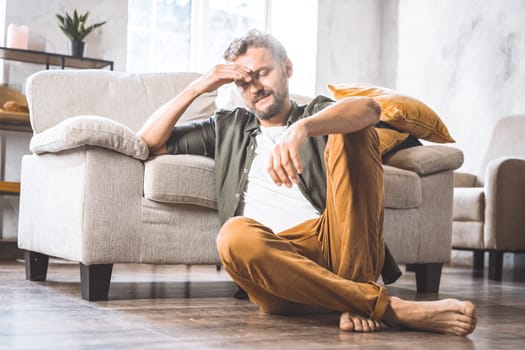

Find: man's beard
<box><xmin>250</xmin><ymin>87</ymin><xmax>288</xmax><ymax>121</ymax></box>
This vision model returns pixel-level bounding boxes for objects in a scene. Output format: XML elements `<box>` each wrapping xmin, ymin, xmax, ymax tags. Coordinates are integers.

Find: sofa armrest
<box><xmin>483</xmin><ymin>157</ymin><xmax>525</xmax><ymax>249</ymax></box>
<box><xmin>454</xmin><ymin>171</ymin><xmax>479</xmax><ymax>187</ymax></box>
<box><xmin>383</xmin><ymin>145</ymin><xmax>463</xmax><ymax>176</ymax></box>
<box><xmin>29</xmin><ymin>115</ymin><xmax>149</xmax><ymax>160</ymax></box>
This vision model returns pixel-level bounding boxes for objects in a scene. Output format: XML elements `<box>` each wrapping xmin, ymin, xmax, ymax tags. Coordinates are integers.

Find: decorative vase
<box><xmin>70</xmin><ymin>40</ymin><xmax>85</xmax><ymax>57</ymax></box>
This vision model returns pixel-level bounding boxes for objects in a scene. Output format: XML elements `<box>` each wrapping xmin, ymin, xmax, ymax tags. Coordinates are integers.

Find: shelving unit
<box><xmin>0</xmin><ymin>86</ymin><xmax>30</xmax><ymax>259</ymax></box>
<box><xmin>0</xmin><ymin>46</ymin><xmax>114</xmax><ymax>70</ymax></box>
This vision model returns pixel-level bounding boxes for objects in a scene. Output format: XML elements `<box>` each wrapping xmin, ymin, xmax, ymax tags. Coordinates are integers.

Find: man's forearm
<box><xmin>137</xmin><ymin>85</ymin><xmax>202</xmax><ymax>155</ymax></box>
<box><xmin>301</xmin><ymin>96</ymin><xmax>381</xmax><ymax>138</ymax></box>
<box><xmin>137</xmin><ymin>64</ymin><xmax>252</xmax><ymax>155</ymax></box>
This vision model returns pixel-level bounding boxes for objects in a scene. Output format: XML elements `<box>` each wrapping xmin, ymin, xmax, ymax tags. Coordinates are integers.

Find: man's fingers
<box><xmin>201</xmin><ymin>64</ymin><xmax>252</xmax><ymax>92</ymax></box>
<box><xmin>267</xmin><ymin>143</ymin><xmax>304</xmax><ymax>187</ymax></box>
<box><xmin>266</xmin><ymin>160</ymin><xmax>281</xmax><ymax>186</ymax></box>
<box><xmin>269</xmin><ymin>148</ymin><xmax>292</xmax><ymax>187</ymax></box>
<box><xmin>289</xmin><ymin>148</ymin><xmax>303</xmax><ymax>176</ymax></box>
<box><xmin>222</xmin><ymin>64</ymin><xmax>252</xmax><ymax>83</ymax></box>
<box><xmin>281</xmin><ymin>148</ymin><xmax>300</xmax><ymax>184</ymax></box>
<box><xmin>267</xmin><ymin>153</ymin><xmax>283</xmax><ymax>186</ymax></box>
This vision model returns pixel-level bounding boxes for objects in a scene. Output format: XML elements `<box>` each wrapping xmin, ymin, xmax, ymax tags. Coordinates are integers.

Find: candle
<box><xmin>6</xmin><ymin>24</ymin><xmax>29</xmax><ymax>49</ymax></box>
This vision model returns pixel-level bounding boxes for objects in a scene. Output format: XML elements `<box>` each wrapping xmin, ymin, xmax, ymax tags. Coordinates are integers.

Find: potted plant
<box><xmin>56</xmin><ymin>9</ymin><xmax>106</xmax><ymax>57</ymax></box>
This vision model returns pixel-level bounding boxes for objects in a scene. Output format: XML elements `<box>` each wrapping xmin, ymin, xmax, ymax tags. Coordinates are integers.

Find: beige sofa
<box><xmin>452</xmin><ymin>115</ymin><xmax>525</xmax><ymax>280</ymax></box>
<box><xmin>18</xmin><ymin>70</ymin><xmax>463</xmax><ymax>300</ymax></box>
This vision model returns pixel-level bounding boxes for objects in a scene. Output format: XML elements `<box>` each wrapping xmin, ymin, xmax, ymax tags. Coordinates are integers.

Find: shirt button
<box><xmin>235</xmin><ymin>193</ymin><xmax>240</xmax><ymax>198</ymax></box>
<box><xmin>250</xmin><ymin>145</ymin><xmax>254</xmax><ymax>150</ymax></box>
<box><xmin>243</xmin><ymin>168</ymin><xmax>248</xmax><ymax>173</ymax></box>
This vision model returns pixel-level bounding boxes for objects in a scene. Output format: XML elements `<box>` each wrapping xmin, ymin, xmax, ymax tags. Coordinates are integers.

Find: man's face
<box><xmin>233</xmin><ymin>47</ymin><xmax>291</xmax><ymax>121</ymax></box>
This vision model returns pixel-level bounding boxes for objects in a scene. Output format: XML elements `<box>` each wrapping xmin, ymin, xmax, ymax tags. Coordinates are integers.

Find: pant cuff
<box><xmin>368</xmin><ymin>282</ymin><xmax>390</xmax><ymax>320</ymax></box>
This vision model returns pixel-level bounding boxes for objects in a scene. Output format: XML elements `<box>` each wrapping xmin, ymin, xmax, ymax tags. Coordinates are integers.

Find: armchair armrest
<box><xmin>383</xmin><ymin>145</ymin><xmax>463</xmax><ymax>176</ymax></box>
<box><xmin>454</xmin><ymin>171</ymin><xmax>479</xmax><ymax>187</ymax></box>
<box><xmin>483</xmin><ymin>157</ymin><xmax>525</xmax><ymax>249</ymax></box>
<box><xmin>29</xmin><ymin>115</ymin><xmax>149</xmax><ymax>160</ymax></box>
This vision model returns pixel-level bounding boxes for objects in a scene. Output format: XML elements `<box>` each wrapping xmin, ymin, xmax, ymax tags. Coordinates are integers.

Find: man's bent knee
<box><xmin>216</xmin><ymin>216</ymin><xmax>270</xmax><ymax>264</ymax></box>
<box><xmin>217</xmin><ymin>217</ymin><xmax>250</xmax><ymax>251</ymax></box>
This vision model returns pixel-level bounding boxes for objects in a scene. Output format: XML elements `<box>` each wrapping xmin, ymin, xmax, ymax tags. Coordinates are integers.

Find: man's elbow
<box><xmin>341</xmin><ymin>96</ymin><xmax>381</xmax><ymax>126</ymax></box>
<box><xmin>137</xmin><ymin>133</ymin><xmax>165</xmax><ymax>155</ymax></box>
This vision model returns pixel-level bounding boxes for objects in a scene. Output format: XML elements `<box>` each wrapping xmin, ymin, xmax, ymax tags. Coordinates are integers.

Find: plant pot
<box><xmin>70</xmin><ymin>40</ymin><xmax>85</xmax><ymax>57</ymax></box>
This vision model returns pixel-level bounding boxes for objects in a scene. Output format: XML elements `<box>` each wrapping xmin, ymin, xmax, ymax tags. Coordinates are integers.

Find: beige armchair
<box><xmin>452</xmin><ymin>115</ymin><xmax>525</xmax><ymax>280</ymax></box>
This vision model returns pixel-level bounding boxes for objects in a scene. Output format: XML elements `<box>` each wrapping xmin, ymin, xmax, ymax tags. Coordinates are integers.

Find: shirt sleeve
<box><xmin>166</xmin><ymin>116</ymin><xmax>216</xmax><ymax>157</ymax></box>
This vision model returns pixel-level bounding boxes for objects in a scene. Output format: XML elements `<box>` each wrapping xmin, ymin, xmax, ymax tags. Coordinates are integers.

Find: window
<box><xmin>127</xmin><ymin>0</ymin><xmax>267</xmax><ymax>73</ymax></box>
<box><xmin>127</xmin><ymin>0</ymin><xmax>192</xmax><ymax>72</ymax></box>
<box><xmin>127</xmin><ymin>0</ymin><xmax>318</xmax><ymax>95</ymax></box>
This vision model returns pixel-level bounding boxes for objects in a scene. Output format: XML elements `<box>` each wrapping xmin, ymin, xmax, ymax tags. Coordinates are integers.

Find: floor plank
<box><xmin>1</xmin><ymin>260</ymin><xmax>524</xmax><ymax>349</ymax></box>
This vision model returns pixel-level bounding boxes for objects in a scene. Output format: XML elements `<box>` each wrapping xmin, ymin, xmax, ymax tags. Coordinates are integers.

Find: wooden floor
<box><xmin>1</xmin><ymin>259</ymin><xmax>524</xmax><ymax>349</ymax></box>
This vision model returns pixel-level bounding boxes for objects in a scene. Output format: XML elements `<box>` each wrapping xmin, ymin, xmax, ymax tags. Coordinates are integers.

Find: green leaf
<box><xmin>56</xmin><ymin>14</ymin><xmax>65</xmax><ymax>25</ymax></box>
<box><xmin>56</xmin><ymin>9</ymin><xmax>106</xmax><ymax>42</ymax></box>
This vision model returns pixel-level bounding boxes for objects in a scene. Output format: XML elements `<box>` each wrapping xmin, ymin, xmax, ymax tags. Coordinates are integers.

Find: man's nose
<box><xmin>249</xmin><ymin>78</ymin><xmax>263</xmax><ymax>93</ymax></box>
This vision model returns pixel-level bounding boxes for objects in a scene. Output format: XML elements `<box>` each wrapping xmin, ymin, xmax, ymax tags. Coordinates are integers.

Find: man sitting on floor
<box><xmin>138</xmin><ymin>29</ymin><xmax>476</xmax><ymax>336</ymax></box>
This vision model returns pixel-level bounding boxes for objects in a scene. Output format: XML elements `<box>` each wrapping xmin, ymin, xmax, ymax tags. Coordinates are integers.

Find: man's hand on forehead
<box><xmin>193</xmin><ymin>63</ymin><xmax>254</xmax><ymax>94</ymax></box>
<box><xmin>232</xmin><ymin>64</ymin><xmax>255</xmax><ymax>88</ymax></box>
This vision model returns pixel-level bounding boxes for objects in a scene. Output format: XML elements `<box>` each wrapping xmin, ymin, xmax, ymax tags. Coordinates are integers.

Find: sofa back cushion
<box><xmin>26</xmin><ymin>70</ymin><xmax>217</xmax><ymax>134</ymax></box>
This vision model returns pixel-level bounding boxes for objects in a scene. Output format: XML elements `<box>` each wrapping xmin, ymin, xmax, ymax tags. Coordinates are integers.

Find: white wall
<box><xmin>315</xmin><ymin>0</ymin><xmax>398</xmax><ymax>95</ymax></box>
<box><xmin>396</xmin><ymin>0</ymin><xmax>525</xmax><ymax>174</ymax></box>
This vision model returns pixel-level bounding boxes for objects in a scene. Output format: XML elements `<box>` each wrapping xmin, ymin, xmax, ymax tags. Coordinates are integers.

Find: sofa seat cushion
<box><xmin>145</xmin><ymin>156</ymin><xmax>422</xmax><ymax>210</ymax></box>
<box><xmin>144</xmin><ymin>154</ymin><xmax>217</xmax><ymax>209</ymax></box>
<box><xmin>453</xmin><ymin>187</ymin><xmax>484</xmax><ymax>221</ymax></box>
<box><xmin>383</xmin><ymin>165</ymin><xmax>422</xmax><ymax>209</ymax></box>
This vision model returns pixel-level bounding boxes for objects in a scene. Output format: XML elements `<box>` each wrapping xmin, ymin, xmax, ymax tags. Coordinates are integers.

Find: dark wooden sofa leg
<box><xmin>24</xmin><ymin>250</ymin><xmax>49</xmax><ymax>281</ymax></box>
<box><xmin>406</xmin><ymin>263</ymin><xmax>443</xmax><ymax>293</ymax></box>
<box><xmin>473</xmin><ymin>250</ymin><xmax>485</xmax><ymax>271</ymax></box>
<box><xmin>488</xmin><ymin>251</ymin><xmax>503</xmax><ymax>281</ymax></box>
<box><xmin>79</xmin><ymin>263</ymin><xmax>113</xmax><ymax>301</ymax></box>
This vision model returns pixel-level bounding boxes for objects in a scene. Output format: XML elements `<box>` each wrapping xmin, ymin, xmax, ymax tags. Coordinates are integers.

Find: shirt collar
<box><xmin>286</xmin><ymin>100</ymin><xmax>303</xmax><ymax>126</ymax></box>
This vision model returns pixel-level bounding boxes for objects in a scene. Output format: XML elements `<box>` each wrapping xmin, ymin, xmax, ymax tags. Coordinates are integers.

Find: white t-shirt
<box><xmin>239</xmin><ymin>126</ymin><xmax>320</xmax><ymax>233</ymax></box>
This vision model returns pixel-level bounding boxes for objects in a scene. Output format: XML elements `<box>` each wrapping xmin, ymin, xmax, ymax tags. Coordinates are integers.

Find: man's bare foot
<box><xmin>340</xmin><ymin>312</ymin><xmax>385</xmax><ymax>332</ymax></box>
<box><xmin>382</xmin><ymin>296</ymin><xmax>477</xmax><ymax>336</ymax></box>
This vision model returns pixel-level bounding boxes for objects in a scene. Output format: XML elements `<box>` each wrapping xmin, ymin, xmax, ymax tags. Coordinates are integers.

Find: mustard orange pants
<box><xmin>216</xmin><ymin>126</ymin><xmax>389</xmax><ymax>320</ymax></box>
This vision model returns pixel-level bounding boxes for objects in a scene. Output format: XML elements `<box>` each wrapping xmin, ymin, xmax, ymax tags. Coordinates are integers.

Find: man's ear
<box><xmin>284</xmin><ymin>58</ymin><xmax>293</xmax><ymax>78</ymax></box>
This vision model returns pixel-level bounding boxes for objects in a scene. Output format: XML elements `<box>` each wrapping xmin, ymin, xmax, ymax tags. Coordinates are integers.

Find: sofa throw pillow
<box><xmin>328</xmin><ymin>84</ymin><xmax>455</xmax><ymax>143</ymax></box>
<box><xmin>30</xmin><ymin>115</ymin><xmax>149</xmax><ymax>160</ymax></box>
<box><xmin>376</xmin><ymin>128</ymin><xmax>410</xmax><ymax>156</ymax></box>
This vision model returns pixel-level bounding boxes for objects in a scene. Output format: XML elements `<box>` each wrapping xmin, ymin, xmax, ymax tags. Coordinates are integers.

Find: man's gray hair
<box><xmin>223</xmin><ymin>29</ymin><xmax>288</xmax><ymax>62</ymax></box>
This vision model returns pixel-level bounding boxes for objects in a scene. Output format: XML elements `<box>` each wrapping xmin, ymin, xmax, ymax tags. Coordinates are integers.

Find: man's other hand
<box><xmin>267</xmin><ymin>120</ymin><xmax>309</xmax><ymax>187</ymax></box>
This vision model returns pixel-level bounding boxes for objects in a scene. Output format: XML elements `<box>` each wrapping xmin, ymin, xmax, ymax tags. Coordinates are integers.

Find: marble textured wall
<box><xmin>315</xmin><ymin>0</ymin><xmax>398</xmax><ymax>95</ymax></box>
<box><xmin>396</xmin><ymin>0</ymin><xmax>525</xmax><ymax>174</ymax></box>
